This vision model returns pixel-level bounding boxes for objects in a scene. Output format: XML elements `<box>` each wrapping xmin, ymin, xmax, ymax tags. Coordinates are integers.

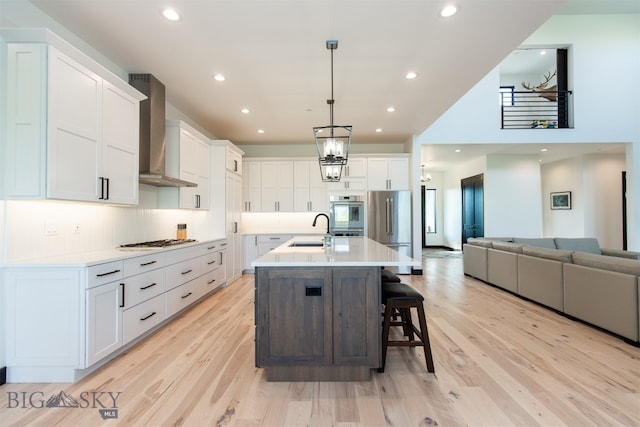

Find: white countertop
<box><xmin>252</xmin><ymin>236</ymin><xmax>420</xmax><ymax>267</ymax></box>
<box><xmin>2</xmin><ymin>238</ymin><xmax>225</xmax><ymax>268</ymax></box>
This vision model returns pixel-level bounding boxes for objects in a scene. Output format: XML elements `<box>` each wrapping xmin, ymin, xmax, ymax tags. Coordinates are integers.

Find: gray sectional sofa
<box><xmin>463</xmin><ymin>237</ymin><xmax>640</xmax><ymax>344</ymax></box>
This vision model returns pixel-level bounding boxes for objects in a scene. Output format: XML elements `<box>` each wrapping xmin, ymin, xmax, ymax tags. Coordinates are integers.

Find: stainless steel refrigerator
<box><xmin>367</xmin><ymin>190</ymin><xmax>412</xmax><ymax>274</ymax></box>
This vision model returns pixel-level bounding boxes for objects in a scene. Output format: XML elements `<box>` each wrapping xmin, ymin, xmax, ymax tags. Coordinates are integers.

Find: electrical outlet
<box><xmin>72</xmin><ymin>223</ymin><xmax>80</xmax><ymax>234</ymax></box>
<box><xmin>44</xmin><ymin>221</ymin><xmax>57</xmax><ymax>236</ymax></box>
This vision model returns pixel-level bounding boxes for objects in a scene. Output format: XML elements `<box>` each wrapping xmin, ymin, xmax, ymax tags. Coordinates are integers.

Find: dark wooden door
<box><xmin>461</xmin><ymin>174</ymin><xmax>484</xmax><ymax>244</ymax></box>
<box><xmin>622</xmin><ymin>171</ymin><xmax>627</xmax><ymax>250</ymax></box>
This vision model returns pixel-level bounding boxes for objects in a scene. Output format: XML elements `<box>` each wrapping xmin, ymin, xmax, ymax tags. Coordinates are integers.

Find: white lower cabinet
<box><xmin>243</xmin><ymin>234</ymin><xmax>292</xmax><ymax>272</ymax></box>
<box><xmin>123</xmin><ymin>293</ymin><xmax>166</xmax><ymax>344</ymax></box>
<box><xmin>200</xmin><ymin>244</ymin><xmax>226</xmax><ymax>292</ymax></box>
<box><xmin>86</xmin><ymin>281</ymin><xmax>123</xmax><ymax>366</ymax></box>
<box><xmin>166</xmin><ymin>279</ymin><xmax>202</xmax><ymax>318</ymax></box>
<box><xmin>4</xmin><ymin>269</ymin><xmax>83</xmax><ymax>382</ymax></box>
<box><xmin>2</xmin><ymin>238</ymin><xmax>228</xmax><ymax>383</ymax></box>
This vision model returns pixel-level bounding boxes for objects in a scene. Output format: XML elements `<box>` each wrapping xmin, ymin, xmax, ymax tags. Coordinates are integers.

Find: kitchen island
<box><xmin>252</xmin><ymin>235</ymin><xmax>419</xmax><ymax>381</ymax></box>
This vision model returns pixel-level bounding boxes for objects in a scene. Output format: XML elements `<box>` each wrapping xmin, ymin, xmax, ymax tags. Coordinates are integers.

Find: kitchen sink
<box><xmin>288</xmin><ymin>241</ymin><xmax>324</xmax><ymax>247</ymax></box>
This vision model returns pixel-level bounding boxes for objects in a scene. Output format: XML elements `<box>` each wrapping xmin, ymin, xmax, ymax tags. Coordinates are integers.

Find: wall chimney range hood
<box><xmin>129</xmin><ymin>74</ymin><xmax>197</xmax><ymax>188</ymax></box>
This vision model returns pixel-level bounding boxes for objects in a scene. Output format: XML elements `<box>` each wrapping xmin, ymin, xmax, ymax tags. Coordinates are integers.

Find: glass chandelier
<box><xmin>313</xmin><ymin>40</ymin><xmax>352</xmax><ymax>182</ymax></box>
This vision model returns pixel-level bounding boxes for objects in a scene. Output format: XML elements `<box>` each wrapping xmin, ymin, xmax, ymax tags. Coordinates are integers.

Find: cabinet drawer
<box><xmin>87</xmin><ymin>261</ymin><xmax>124</xmax><ymax>289</ymax></box>
<box><xmin>122</xmin><ymin>293</ymin><xmax>166</xmax><ymax>344</ymax></box>
<box><xmin>166</xmin><ymin>280</ymin><xmax>202</xmax><ymax>318</ymax></box>
<box><xmin>123</xmin><ymin>252</ymin><xmax>165</xmax><ymax>276</ymax></box>
<box><xmin>165</xmin><ymin>258</ymin><xmax>201</xmax><ymax>291</ymax></box>
<box><xmin>202</xmin><ymin>268</ymin><xmax>223</xmax><ymax>294</ymax></box>
<box><xmin>257</xmin><ymin>234</ymin><xmax>291</xmax><ymax>244</ymax></box>
<box><xmin>165</xmin><ymin>245</ymin><xmax>202</xmax><ymax>265</ymax></box>
<box><xmin>201</xmin><ymin>251</ymin><xmax>223</xmax><ymax>273</ymax></box>
<box><xmin>123</xmin><ymin>269</ymin><xmax>166</xmax><ymax>308</ymax></box>
<box><xmin>201</xmin><ymin>240</ymin><xmax>227</xmax><ymax>254</ymax></box>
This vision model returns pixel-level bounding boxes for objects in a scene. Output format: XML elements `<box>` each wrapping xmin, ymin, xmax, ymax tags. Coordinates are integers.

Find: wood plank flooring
<box><xmin>1</xmin><ymin>256</ymin><xmax>639</xmax><ymax>426</ymax></box>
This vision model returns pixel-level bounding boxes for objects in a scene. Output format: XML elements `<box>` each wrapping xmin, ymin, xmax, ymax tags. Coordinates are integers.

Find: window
<box><xmin>425</xmin><ymin>189</ymin><xmax>436</xmax><ymax>233</ymax></box>
<box><xmin>499</xmin><ymin>86</ymin><xmax>514</xmax><ymax>106</ymax></box>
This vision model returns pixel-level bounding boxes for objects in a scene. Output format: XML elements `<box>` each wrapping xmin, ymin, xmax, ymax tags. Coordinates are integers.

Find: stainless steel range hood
<box><xmin>128</xmin><ymin>74</ymin><xmax>197</xmax><ymax>188</ymax></box>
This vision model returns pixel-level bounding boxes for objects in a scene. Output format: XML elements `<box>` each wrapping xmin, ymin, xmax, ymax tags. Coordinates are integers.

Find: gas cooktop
<box><xmin>118</xmin><ymin>239</ymin><xmax>197</xmax><ymax>250</ymax></box>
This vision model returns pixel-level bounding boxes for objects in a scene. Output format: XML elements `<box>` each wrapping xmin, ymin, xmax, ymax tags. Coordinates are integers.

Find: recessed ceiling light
<box><xmin>257</xmin><ymin>129</ymin><xmax>265</xmax><ymax>134</ymax></box>
<box><xmin>540</xmin><ymin>50</ymin><xmax>547</xmax><ymax>56</ymax></box>
<box><xmin>541</xmin><ymin>148</ymin><xmax>548</xmax><ymax>152</ymax></box>
<box><xmin>405</xmin><ymin>71</ymin><xmax>418</xmax><ymax>80</ymax></box>
<box><xmin>455</xmin><ymin>149</ymin><xmax>461</xmax><ymax>153</ymax></box>
<box><xmin>213</xmin><ymin>74</ymin><xmax>226</xmax><ymax>82</ymax></box>
<box><xmin>386</xmin><ymin>106</ymin><xmax>396</xmax><ymax>113</ymax></box>
<box><xmin>241</xmin><ymin>108</ymin><xmax>250</xmax><ymax>114</ymax></box>
<box><xmin>375</xmin><ymin>128</ymin><xmax>383</xmax><ymax>133</ymax></box>
<box><xmin>440</xmin><ymin>5</ymin><xmax>458</xmax><ymax>17</ymax></box>
<box><xmin>162</xmin><ymin>8</ymin><xmax>181</xmax><ymax>21</ymax></box>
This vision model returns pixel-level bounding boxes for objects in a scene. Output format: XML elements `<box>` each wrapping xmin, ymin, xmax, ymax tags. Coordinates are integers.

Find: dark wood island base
<box><xmin>255</xmin><ymin>266</ymin><xmax>381</xmax><ymax>382</ymax></box>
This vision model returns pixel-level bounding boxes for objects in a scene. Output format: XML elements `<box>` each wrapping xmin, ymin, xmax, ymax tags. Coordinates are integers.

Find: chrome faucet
<box><xmin>312</xmin><ymin>213</ymin><xmax>330</xmax><ymax>235</ymax></box>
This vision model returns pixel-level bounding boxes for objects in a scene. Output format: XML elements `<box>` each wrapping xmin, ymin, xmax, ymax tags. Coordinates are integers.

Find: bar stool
<box><xmin>381</xmin><ymin>268</ymin><xmax>401</xmax><ymax>284</ymax></box>
<box><xmin>378</xmin><ymin>282</ymin><xmax>435</xmax><ymax>373</ymax></box>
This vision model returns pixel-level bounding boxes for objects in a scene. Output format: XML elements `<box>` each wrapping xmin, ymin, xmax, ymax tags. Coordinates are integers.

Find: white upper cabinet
<box><xmin>260</xmin><ymin>161</ymin><xmax>294</xmax><ymax>212</ymax></box>
<box><xmin>367</xmin><ymin>156</ymin><xmax>409</xmax><ymax>190</ymax></box>
<box><xmin>293</xmin><ymin>161</ymin><xmax>328</xmax><ymax>212</ymax></box>
<box><xmin>327</xmin><ymin>157</ymin><xmax>367</xmax><ymax>192</ymax></box>
<box><xmin>243</xmin><ymin>161</ymin><xmax>262</xmax><ymax>212</ymax></box>
<box><xmin>159</xmin><ymin>121</ymin><xmax>210</xmax><ymax>210</ymax></box>
<box><xmin>226</xmin><ymin>146</ymin><xmax>243</xmax><ymax>175</ymax></box>
<box><xmin>101</xmin><ymin>80</ymin><xmax>140</xmax><ymax>204</ymax></box>
<box><xmin>3</xmin><ymin>31</ymin><xmax>144</xmax><ymax>204</ymax></box>
<box><xmin>47</xmin><ymin>46</ymin><xmax>101</xmax><ymax>202</ymax></box>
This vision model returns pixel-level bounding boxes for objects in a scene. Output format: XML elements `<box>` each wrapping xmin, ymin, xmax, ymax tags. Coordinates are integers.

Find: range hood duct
<box><xmin>128</xmin><ymin>74</ymin><xmax>197</xmax><ymax>188</ymax></box>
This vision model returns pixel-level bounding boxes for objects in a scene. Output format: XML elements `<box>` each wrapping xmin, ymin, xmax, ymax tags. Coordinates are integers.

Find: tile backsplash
<box><xmin>3</xmin><ymin>198</ymin><xmax>220</xmax><ymax>262</ymax></box>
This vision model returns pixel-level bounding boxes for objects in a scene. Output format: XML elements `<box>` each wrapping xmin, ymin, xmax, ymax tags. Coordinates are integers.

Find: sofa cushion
<box><xmin>572</xmin><ymin>251</ymin><xmax>640</xmax><ymax>276</ymax></box>
<box><xmin>601</xmin><ymin>248</ymin><xmax>640</xmax><ymax>260</ymax></box>
<box><xmin>466</xmin><ymin>238</ymin><xmax>493</xmax><ymax>248</ymax></box>
<box><xmin>513</xmin><ymin>237</ymin><xmax>556</xmax><ymax>249</ymax></box>
<box><xmin>491</xmin><ymin>241</ymin><xmax>524</xmax><ymax>254</ymax></box>
<box><xmin>554</xmin><ymin>238</ymin><xmax>601</xmax><ymax>254</ymax></box>
<box><xmin>521</xmin><ymin>245</ymin><xmax>573</xmax><ymax>263</ymax></box>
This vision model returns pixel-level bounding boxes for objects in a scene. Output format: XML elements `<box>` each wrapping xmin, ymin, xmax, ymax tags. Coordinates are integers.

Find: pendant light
<box><xmin>313</xmin><ymin>40</ymin><xmax>352</xmax><ymax>182</ymax></box>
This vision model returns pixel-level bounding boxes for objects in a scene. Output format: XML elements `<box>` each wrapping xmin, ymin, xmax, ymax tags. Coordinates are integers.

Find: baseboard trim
<box><xmin>1</xmin><ymin>366</ymin><xmax>6</xmax><ymax>385</ymax></box>
<box><xmin>424</xmin><ymin>245</ymin><xmax>456</xmax><ymax>251</ymax></box>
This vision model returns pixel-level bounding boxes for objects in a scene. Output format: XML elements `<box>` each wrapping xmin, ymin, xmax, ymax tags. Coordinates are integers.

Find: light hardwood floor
<box><xmin>1</xmin><ymin>256</ymin><xmax>639</xmax><ymax>426</ymax></box>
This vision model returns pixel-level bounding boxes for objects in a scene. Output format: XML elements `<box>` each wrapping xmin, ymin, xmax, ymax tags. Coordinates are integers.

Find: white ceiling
<box><xmin>3</xmin><ymin>0</ymin><xmax>636</xmax><ymax>171</ymax></box>
<box><xmin>16</xmin><ymin>0</ymin><xmax>571</xmax><ymax>145</ymax></box>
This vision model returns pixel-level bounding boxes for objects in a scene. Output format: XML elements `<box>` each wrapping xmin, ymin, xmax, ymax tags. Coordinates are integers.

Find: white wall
<box><xmin>415</xmin><ymin>14</ymin><xmax>640</xmax><ymax>250</ymax></box>
<box><xmin>485</xmin><ymin>155</ymin><xmax>543</xmax><ymax>238</ymax></box>
<box><xmin>583</xmin><ymin>154</ymin><xmax>626</xmax><ymax>248</ymax></box>
<box><xmin>541</xmin><ymin>157</ymin><xmax>585</xmax><ymax>238</ymax></box>
<box><xmin>542</xmin><ymin>153</ymin><xmax>626</xmax><ymax>248</ymax></box>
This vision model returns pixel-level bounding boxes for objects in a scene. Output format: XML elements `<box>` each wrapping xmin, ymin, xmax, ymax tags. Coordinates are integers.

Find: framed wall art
<box><xmin>550</xmin><ymin>191</ymin><xmax>571</xmax><ymax>210</ymax></box>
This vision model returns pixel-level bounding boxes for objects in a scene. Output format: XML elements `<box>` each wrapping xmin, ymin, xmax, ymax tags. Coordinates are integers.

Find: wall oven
<box><xmin>329</xmin><ymin>195</ymin><xmax>365</xmax><ymax>236</ymax></box>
